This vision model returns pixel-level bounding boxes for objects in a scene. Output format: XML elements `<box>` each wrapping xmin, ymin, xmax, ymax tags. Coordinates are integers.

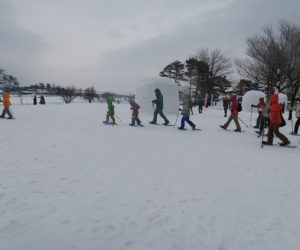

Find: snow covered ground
<box><xmin>1</xmin><ymin>97</ymin><xmax>300</xmax><ymax>250</ymax></box>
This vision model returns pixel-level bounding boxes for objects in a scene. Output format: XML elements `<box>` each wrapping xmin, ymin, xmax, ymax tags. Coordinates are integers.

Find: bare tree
<box><xmin>236</xmin><ymin>20</ymin><xmax>300</xmax><ymax>97</ymax></box>
<box><xmin>56</xmin><ymin>86</ymin><xmax>81</xmax><ymax>104</ymax></box>
<box><xmin>195</xmin><ymin>48</ymin><xmax>232</xmax><ymax>95</ymax></box>
<box><xmin>83</xmin><ymin>87</ymin><xmax>99</xmax><ymax>103</ymax></box>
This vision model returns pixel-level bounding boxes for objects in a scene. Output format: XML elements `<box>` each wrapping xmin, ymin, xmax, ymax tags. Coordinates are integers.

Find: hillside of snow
<box><xmin>1</xmin><ymin>98</ymin><xmax>300</xmax><ymax>250</ymax></box>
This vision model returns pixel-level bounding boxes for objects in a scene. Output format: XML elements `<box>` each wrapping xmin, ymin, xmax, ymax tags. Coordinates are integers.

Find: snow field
<box><xmin>1</xmin><ymin>101</ymin><xmax>300</xmax><ymax>250</ymax></box>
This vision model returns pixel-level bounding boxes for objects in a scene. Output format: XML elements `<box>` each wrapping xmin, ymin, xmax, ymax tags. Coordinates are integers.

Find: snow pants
<box><xmin>294</xmin><ymin>117</ymin><xmax>300</xmax><ymax>134</ymax></box>
<box><xmin>152</xmin><ymin>109</ymin><xmax>169</xmax><ymax>124</ymax></box>
<box><xmin>0</xmin><ymin>107</ymin><xmax>13</xmax><ymax>119</ymax></box>
<box><xmin>266</xmin><ymin>124</ymin><xmax>289</xmax><ymax>144</ymax></box>
<box><xmin>131</xmin><ymin>111</ymin><xmax>141</xmax><ymax>125</ymax></box>
<box><xmin>179</xmin><ymin>116</ymin><xmax>195</xmax><ymax>129</ymax></box>
<box><xmin>106</xmin><ymin>112</ymin><xmax>115</xmax><ymax>124</ymax></box>
<box><xmin>223</xmin><ymin>114</ymin><xmax>241</xmax><ymax>131</ymax></box>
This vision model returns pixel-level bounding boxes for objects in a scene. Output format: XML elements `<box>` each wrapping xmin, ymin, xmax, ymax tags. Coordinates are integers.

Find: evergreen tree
<box><xmin>159</xmin><ymin>60</ymin><xmax>186</xmax><ymax>85</ymax></box>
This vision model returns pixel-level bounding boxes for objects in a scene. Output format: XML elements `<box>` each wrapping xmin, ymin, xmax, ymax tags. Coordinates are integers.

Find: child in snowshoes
<box><xmin>105</xmin><ymin>98</ymin><xmax>116</xmax><ymax>124</ymax></box>
<box><xmin>0</xmin><ymin>90</ymin><xmax>13</xmax><ymax>119</ymax></box>
<box><xmin>220</xmin><ymin>94</ymin><xmax>241</xmax><ymax>132</ymax></box>
<box><xmin>252</xmin><ymin>97</ymin><xmax>266</xmax><ymax>129</ymax></box>
<box><xmin>178</xmin><ymin>91</ymin><xmax>196</xmax><ymax>130</ymax></box>
<box><xmin>129</xmin><ymin>99</ymin><xmax>142</xmax><ymax>126</ymax></box>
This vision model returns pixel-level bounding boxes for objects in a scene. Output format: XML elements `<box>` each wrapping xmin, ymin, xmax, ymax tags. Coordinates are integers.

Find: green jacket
<box><xmin>107</xmin><ymin>98</ymin><xmax>115</xmax><ymax>116</ymax></box>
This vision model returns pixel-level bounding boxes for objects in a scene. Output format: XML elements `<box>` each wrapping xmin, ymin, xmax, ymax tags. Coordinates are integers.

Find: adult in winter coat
<box><xmin>129</xmin><ymin>99</ymin><xmax>142</xmax><ymax>126</ymax></box>
<box><xmin>150</xmin><ymin>88</ymin><xmax>170</xmax><ymax>125</ymax></box>
<box><xmin>291</xmin><ymin>97</ymin><xmax>300</xmax><ymax>135</ymax></box>
<box><xmin>194</xmin><ymin>91</ymin><xmax>203</xmax><ymax>114</ymax></box>
<box><xmin>220</xmin><ymin>94</ymin><xmax>241</xmax><ymax>131</ymax></box>
<box><xmin>33</xmin><ymin>95</ymin><xmax>37</xmax><ymax>105</ymax></box>
<box><xmin>0</xmin><ymin>91</ymin><xmax>13</xmax><ymax>119</ymax></box>
<box><xmin>178</xmin><ymin>93</ymin><xmax>196</xmax><ymax>130</ymax></box>
<box><xmin>105</xmin><ymin>98</ymin><xmax>116</xmax><ymax>124</ymax></box>
<box><xmin>223</xmin><ymin>96</ymin><xmax>230</xmax><ymax>117</ymax></box>
<box><xmin>263</xmin><ymin>94</ymin><xmax>290</xmax><ymax>146</ymax></box>
<box><xmin>39</xmin><ymin>95</ymin><xmax>46</xmax><ymax>104</ymax></box>
<box><xmin>252</xmin><ymin>97</ymin><xmax>266</xmax><ymax>128</ymax></box>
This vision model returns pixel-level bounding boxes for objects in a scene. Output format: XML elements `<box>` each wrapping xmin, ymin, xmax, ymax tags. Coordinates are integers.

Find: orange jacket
<box><xmin>269</xmin><ymin>94</ymin><xmax>282</xmax><ymax>125</ymax></box>
<box><xmin>2</xmin><ymin>92</ymin><xmax>11</xmax><ymax>108</ymax></box>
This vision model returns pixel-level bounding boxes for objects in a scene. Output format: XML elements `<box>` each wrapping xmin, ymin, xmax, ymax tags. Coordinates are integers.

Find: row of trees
<box><xmin>159</xmin><ymin>20</ymin><xmax>300</xmax><ymax>105</ymax></box>
<box><xmin>159</xmin><ymin>48</ymin><xmax>232</xmax><ymax>97</ymax></box>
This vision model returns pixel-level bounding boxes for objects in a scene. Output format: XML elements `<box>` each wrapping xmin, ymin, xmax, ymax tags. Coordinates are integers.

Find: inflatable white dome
<box><xmin>278</xmin><ymin>93</ymin><xmax>288</xmax><ymax>104</ymax></box>
<box><xmin>242</xmin><ymin>90</ymin><xmax>266</xmax><ymax>112</ymax></box>
<box><xmin>136</xmin><ymin>78</ymin><xmax>179</xmax><ymax>114</ymax></box>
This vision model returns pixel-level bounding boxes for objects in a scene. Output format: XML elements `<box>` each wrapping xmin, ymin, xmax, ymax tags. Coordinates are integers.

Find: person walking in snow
<box><xmin>178</xmin><ymin>91</ymin><xmax>196</xmax><ymax>130</ymax></box>
<box><xmin>194</xmin><ymin>91</ymin><xmax>203</xmax><ymax>114</ymax></box>
<box><xmin>256</xmin><ymin>99</ymin><xmax>270</xmax><ymax>135</ymax></box>
<box><xmin>0</xmin><ymin>90</ymin><xmax>14</xmax><ymax>119</ymax></box>
<box><xmin>39</xmin><ymin>95</ymin><xmax>46</xmax><ymax>105</ymax></box>
<box><xmin>220</xmin><ymin>94</ymin><xmax>241</xmax><ymax>132</ymax></box>
<box><xmin>291</xmin><ymin>97</ymin><xmax>300</xmax><ymax>135</ymax></box>
<box><xmin>105</xmin><ymin>97</ymin><xmax>116</xmax><ymax>124</ymax></box>
<box><xmin>150</xmin><ymin>88</ymin><xmax>170</xmax><ymax>125</ymax></box>
<box><xmin>129</xmin><ymin>99</ymin><xmax>142</xmax><ymax>126</ymax></box>
<box><xmin>251</xmin><ymin>97</ymin><xmax>266</xmax><ymax>128</ymax></box>
<box><xmin>33</xmin><ymin>95</ymin><xmax>37</xmax><ymax>105</ymax></box>
<box><xmin>223</xmin><ymin>96</ymin><xmax>230</xmax><ymax>117</ymax></box>
<box><xmin>263</xmin><ymin>94</ymin><xmax>290</xmax><ymax>146</ymax></box>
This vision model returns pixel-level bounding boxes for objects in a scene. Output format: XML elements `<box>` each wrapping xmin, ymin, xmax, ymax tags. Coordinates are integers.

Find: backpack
<box><xmin>237</xmin><ymin>102</ymin><xmax>242</xmax><ymax>112</ymax></box>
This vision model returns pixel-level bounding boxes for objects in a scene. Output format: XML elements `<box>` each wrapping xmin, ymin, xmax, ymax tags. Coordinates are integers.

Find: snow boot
<box><xmin>279</xmin><ymin>141</ymin><xmax>291</xmax><ymax>147</ymax></box>
<box><xmin>262</xmin><ymin>141</ymin><xmax>272</xmax><ymax>145</ymax></box>
<box><xmin>163</xmin><ymin>120</ymin><xmax>170</xmax><ymax>125</ymax></box>
<box><xmin>220</xmin><ymin>125</ymin><xmax>227</xmax><ymax>130</ymax></box>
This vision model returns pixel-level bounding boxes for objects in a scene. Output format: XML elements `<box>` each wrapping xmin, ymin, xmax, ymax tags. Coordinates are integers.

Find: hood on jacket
<box><xmin>270</xmin><ymin>94</ymin><xmax>279</xmax><ymax>105</ymax></box>
<box><xmin>154</xmin><ymin>88</ymin><xmax>161</xmax><ymax>95</ymax></box>
<box><xmin>3</xmin><ymin>92</ymin><xmax>9</xmax><ymax>98</ymax></box>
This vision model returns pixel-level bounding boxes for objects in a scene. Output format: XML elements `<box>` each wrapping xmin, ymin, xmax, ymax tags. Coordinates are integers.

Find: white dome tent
<box><xmin>242</xmin><ymin>90</ymin><xmax>266</xmax><ymax>112</ymax></box>
<box><xmin>135</xmin><ymin>78</ymin><xmax>179</xmax><ymax>115</ymax></box>
<box><xmin>278</xmin><ymin>93</ymin><xmax>288</xmax><ymax>104</ymax></box>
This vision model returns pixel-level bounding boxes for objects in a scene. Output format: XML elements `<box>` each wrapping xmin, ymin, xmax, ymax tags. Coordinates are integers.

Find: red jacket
<box><xmin>269</xmin><ymin>94</ymin><xmax>282</xmax><ymax>125</ymax></box>
<box><xmin>230</xmin><ymin>95</ymin><xmax>238</xmax><ymax>115</ymax></box>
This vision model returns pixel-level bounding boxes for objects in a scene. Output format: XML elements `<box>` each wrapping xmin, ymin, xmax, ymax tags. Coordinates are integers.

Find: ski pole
<box><xmin>174</xmin><ymin>108</ymin><xmax>180</xmax><ymax>128</ymax></box>
<box><xmin>238</xmin><ymin>117</ymin><xmax>249</xmax><ymax>128</ymax></box>
<box><xmin>114</xmin><ymin>114</ymin><xmax>122</xmax><ymax>122</ymax></box>
<box><xmin>291</xmin><ymin>112</ymin><xmax>294</xmax><ymax>134</ymax></box>
<box><xmin>261</xmin><ymin>118</ymin><xmax>265</xmax><ymax>148</ymax></box>
<box><xmin>250</xmin><ymin>106</ymin><xmax>253</xmax><ymax>126</ymax></box>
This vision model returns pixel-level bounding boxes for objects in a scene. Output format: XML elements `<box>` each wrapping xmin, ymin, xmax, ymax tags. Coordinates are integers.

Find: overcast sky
<box><xmin>0</xmin><ymin>0</ymin><xmax>299</xmax><ymax>93</ymax></box>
